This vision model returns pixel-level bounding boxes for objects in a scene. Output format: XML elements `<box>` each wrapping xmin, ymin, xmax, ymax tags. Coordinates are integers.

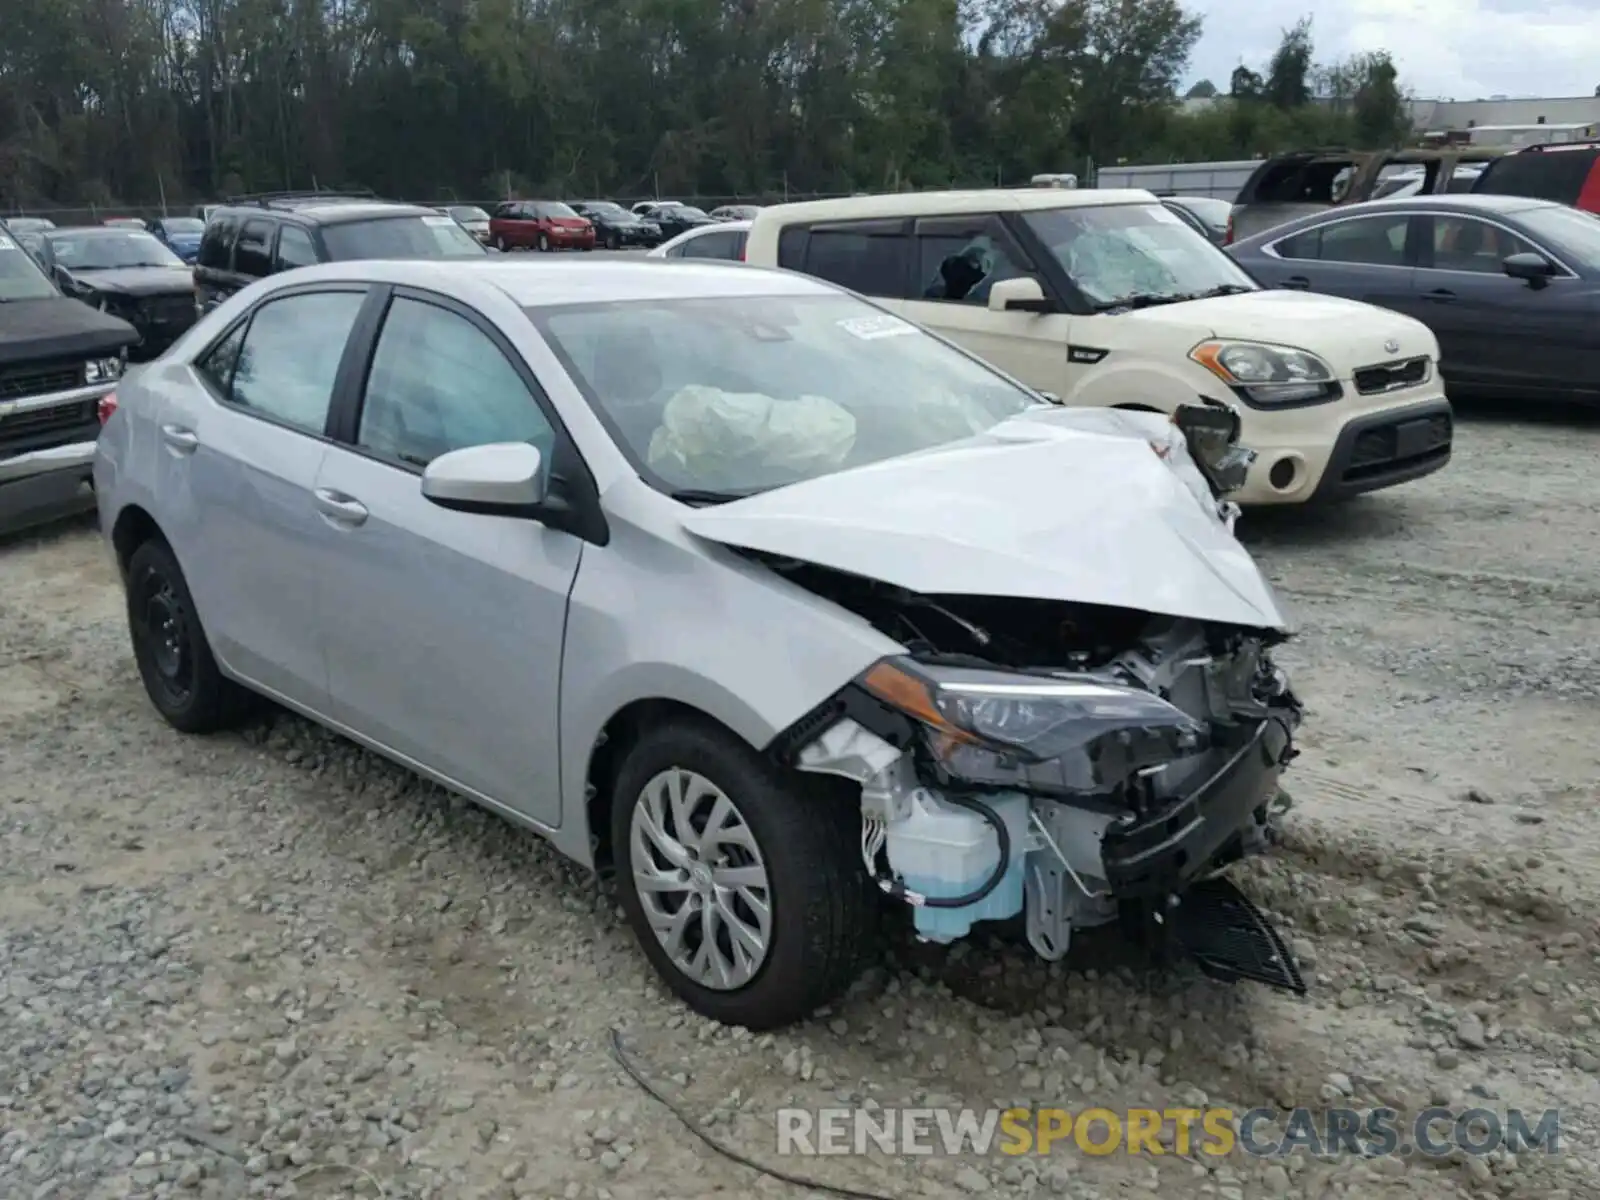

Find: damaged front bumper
<box><xmin>774</xmin><ymin>623</ymin><xmax>1309</xmax><ymax>996</ymax></box>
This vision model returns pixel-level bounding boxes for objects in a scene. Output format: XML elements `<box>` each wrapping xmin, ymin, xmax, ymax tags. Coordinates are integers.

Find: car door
<box><xmin>902</xmin><ymin>214</ymin><xmax>1074</xmax><ymax>395</ymax></box>
<box><xmin>177</xmin><ymin>286</ymin><xmax>372</xmax><ymax>708</ymax></box>
<box><xmin>1413</xmin><ymin>213</ymin><xmax>1589</xmax><ymax>395</ymax></box>
<box><xmin>312</xmin><ymin>289</ymin><xmax>580</xmax><ymax>826</ymax></box>
<box><xmin>1255</xmin><ymin>213</ymin><xmax>1422</xmax><ymax>316</ymax></box>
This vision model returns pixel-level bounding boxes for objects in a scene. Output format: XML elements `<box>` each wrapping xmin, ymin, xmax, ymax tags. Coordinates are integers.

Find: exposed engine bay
<box><xmin>766</xmin><ymin>560</ymin><xmax>1308</xmax><ymax>995</ymax></box>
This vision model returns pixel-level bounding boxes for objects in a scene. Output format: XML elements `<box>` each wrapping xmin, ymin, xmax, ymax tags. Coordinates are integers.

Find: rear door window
<box><xmin>1272</xmin><ymin>214</ymin><xmax>1412</xmax><ymax>266</ymax></box>
<box><xmin>1473</xmin><ymin>149</ymin><xmax>1597</xmax><ymax>205</ymax></box>
<box><xmin>781</xmin><ymin>220</ymin><xmax>911</xmax><ymax>298</ymax></box>
<box><xmin>234</xmin><ymin>220</ymin><xmax>276</xmax><ymax>277</ymax></box>
<box><xmin>197</xmin><ymin>216</ymin><xmax>239</xmax><ymax>271</ymax></box>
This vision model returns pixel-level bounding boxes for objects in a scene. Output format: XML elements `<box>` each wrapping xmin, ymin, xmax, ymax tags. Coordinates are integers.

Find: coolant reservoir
<box><xmin>885</xmin><ymin>790</ymin><xmax>1032</xmax><ymax>943</ymax></box>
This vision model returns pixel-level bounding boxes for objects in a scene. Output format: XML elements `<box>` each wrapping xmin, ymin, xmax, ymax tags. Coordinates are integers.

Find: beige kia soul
<box><xmin>744</xmin><ymin>189</ymin><xmax>1453</xmax><ymax>505</ymax></box>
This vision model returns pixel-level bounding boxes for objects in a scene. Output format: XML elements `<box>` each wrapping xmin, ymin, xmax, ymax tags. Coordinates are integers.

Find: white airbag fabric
<box><xmin>647</xmin><ymin>386</ymin><xmax>857</xmax><ymax>487</ymax></box>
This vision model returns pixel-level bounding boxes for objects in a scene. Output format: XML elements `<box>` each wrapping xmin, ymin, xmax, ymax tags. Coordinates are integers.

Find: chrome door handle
<box><xmin>160</xmin><ymin>424</ymin><xmax>199</xmax><ymax>453</ymax></box>
<box><xmin>312</xmin><ymin>488</ymin><xmax>369</xmax><ymax>527</ymax></box>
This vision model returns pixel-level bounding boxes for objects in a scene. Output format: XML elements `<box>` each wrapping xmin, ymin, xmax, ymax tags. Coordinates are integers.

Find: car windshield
<box><xmin>162</xmin><ymin>219</ymin><xmax>205</xmax><ymax>235</ymax></box>
<box><xmin>47</xmin><ymin>231</ymin><xmax>184</xmax><ymax>270</ymax></box>
<box><xmin>1515</xmin><ymin>203</ymin><xmax>1600</xmax><ymax>263</ymax></box>
<box><xmin>540</xmin><ymin>203</ymin><xmax>579</xmax><ymax>218</ymax></box>
<box><xmin>0</xmin><ymin>234</ymin><xmax>59</xmax><ymax>300</ymax></box>
<box><xmin>7</xmin><ymin>218</ymin><xmax>55</xmax><ymax>234</ymax></box>
<box><xmin>321</xmin><ymin>215</ymin><xmax>486</xmax><ymax>259</ymax></box>
<box><xmin>532</xmin><ymin>293</ymin><xmax>1042</xmax><ymax>497</ymax></box>
<box><xmin>1023</xmin><ymin>203</ymin><xmax>1257</xmax><ymax>310</ymax></box>
<box><xmin>586</xmin><ymin>202</ymin><xmax>627</xmax><ymax>215</ymax></box>
<box><xmin>676</xmin><ymin>207</ymin><xmax>710</xmax><ymax>220</ymax></box>
<box><xmin>449</xmin><ymin>206</ymin><xmax>489</xmax><ymax>223</ymax></box>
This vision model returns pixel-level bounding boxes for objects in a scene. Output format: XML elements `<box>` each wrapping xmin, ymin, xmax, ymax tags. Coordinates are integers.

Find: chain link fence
<box><xmin>2</xmin><ymin>191</ymin><xmax>871</xmax><ymax>225</ymax></box>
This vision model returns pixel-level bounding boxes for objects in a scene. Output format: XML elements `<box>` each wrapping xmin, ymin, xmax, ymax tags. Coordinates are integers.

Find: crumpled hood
<box><xmin>680</xmin><ymin>408</ymin><xmax>1289</xmax><ymax>631</ymax></box>
<box><xmin>1120</xmin><ymin>289</ymin><xmax>1437</xmax><ymax>374</ymax></box>
<box><xmin>67</xmin><ymin>265</ymin><xmax>194</xmax><ymax>296</ymax></box>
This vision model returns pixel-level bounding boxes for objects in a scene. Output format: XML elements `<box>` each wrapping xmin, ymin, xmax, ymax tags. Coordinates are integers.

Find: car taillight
<box><xmin>1224</xmin><ymin>212</ymin><xmax>1234</xmax><ymax>245</ymax></box>
<box><xmin>98</xmin><ymin>392</ymin><xmax>119</xmax><ymax>425</ymax></box>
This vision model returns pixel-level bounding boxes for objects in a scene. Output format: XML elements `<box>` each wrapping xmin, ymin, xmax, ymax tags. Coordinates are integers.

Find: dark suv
<box><xmin>193</xmin><ymin>191</ymin><xmax>486</xmax><ymax>312</ymax></box>
<box><xmin>1471</xmin><ymin>141</ymin><xmax>1600</xmax><ymax>214</ymax></box>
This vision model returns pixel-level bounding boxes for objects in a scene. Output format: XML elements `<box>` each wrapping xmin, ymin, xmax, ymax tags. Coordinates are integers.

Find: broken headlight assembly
<box><xmin>859</xmin><ymin>657</ymin><xmax>1209</xmax><ymax>797</ymax></box>
<box><xmin>1190</xmin><ymin>339</ymin><xmax>1338</xmax><ymax>406</ymax></box>
<box><xmin>1172</xmin><ymin>397</ymin><xmax>1257</xmax><ymax>498</ymax></box>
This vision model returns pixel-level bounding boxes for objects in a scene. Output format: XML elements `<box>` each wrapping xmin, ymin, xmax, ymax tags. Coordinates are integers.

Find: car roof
<box><xmin>44</xmin><ymin>225</ymin><xmax>153</xmax><ymax>237</ymax></box>
<box><xmin>255</xmin><ymin>257</ymin><xmax>835</xmax><ymax>307</ymax></box>
<box><xmin>675</xmin><ymin>220</ymin><xmax>753</xmax><ymax>234</ymax></box>
<box><xmin>215</xmin><ymin>201</ymin><xmax>438</xmax><ymax>225</ymax></box>
<box><xmin>755</xmin><ymin>187</ymin><xmax>1160</xmax><ymax>225</ymax></box>
<box><xmin>1292</xmin><ymin>194</ymin><xmax>1560</xmax><ymax>220</ymax></box>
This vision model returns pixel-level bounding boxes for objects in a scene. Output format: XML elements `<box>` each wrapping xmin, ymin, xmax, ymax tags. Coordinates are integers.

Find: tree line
<box><xmin>0</xmin><ymin>1</ymin><xmax>1412</xmax><ymax>210</ymax></box>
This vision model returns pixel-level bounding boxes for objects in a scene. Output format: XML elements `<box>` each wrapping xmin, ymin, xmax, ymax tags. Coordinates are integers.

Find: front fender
<box><xmin>1066</xmin><ymin>356</ymin><xmax>1232</xmax><ymax>414</ymax></box>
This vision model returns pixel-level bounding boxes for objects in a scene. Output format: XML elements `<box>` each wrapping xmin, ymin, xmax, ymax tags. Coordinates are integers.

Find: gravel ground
<box><xmin>4</xmin><ymin>403</ymin><xmax>1600</xmax><ymax>1200</ymax></box>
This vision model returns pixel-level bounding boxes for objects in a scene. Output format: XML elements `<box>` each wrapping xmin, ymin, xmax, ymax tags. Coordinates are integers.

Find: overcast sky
<box><xmin>1185</xmin><ymin>0</ymin><xmax>1600</xmax><ymax>101</ymax></box>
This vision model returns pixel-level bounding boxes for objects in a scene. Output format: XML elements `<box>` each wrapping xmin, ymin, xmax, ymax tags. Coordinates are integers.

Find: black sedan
<box><xmin>639</xmin><ymin>202</ymin><xmax>715</xmax><ymax>241</ymax></box>
<box><xmin>1228</xmin><ymin>195</ymin><xmax>1600</xmax><ymax>404</ymax></box>
<box><xmin>34</xmin><ymin>227</ymin><xmax>199</xmax><ymax>359</ymax></box>
<box><xmin>571</xmin><ymin>201</ymin><xmax>660</xmax><ymax>249</ymax></box>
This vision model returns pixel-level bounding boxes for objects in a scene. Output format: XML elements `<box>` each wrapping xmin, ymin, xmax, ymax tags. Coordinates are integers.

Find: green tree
<box><xmin>1185</xmin><ymin>79</ymin><xmax>1218</xmax><ymax>99</ymax></box>
<box><xmin>1264</xmin><ymin>17</ymin><xmax>1314</xmax><ymax>110</ymax></box>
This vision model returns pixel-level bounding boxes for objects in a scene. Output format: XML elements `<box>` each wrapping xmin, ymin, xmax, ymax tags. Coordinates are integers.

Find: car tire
<box><xmin>125</xmin><ymin>538</ymin><xmax>253</xmax><ymax>734</ymax></box>
<box><xmin>605</xmin><ymin>231</ymin><xmax>620</xmax><ymax>251</ymax></box>
<box><xmin>611</xmin><ymin>717</ymin><xmax>875</xmax><ymax>1030</ymax></box>
<box><xmin>538</xmin><ymin>233</ymin><xmax>551</xmax><ymax>252</ymax></box>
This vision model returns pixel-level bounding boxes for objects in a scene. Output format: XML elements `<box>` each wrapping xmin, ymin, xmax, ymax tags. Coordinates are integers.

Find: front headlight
<box><xmin>84</xmin><ymin>356</ymin><xmax>124</xmax><ymax>384</ymax></box>
<box><xmin>1191</xmin><ymin>340</ymin><xmax>1336</xmax><ymax>405</ymax></box>
<box><xmin>859</xmin><ymin>658</ymin><xmax>1207</xmax><ymax>796</ymax></box>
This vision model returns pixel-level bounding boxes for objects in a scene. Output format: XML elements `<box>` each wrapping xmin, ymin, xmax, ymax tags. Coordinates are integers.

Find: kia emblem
<box><xmin>1383</xmin><ymin>339</ymin><xmax>1400</xmax><ymax>354</ymax></box>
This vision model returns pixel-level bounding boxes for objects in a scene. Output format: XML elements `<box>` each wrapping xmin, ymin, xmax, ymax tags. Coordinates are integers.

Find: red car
<box><xmin>488</xmin><ymin>201</ymin><xmax>595</xmax><ymax>252</ymax></box>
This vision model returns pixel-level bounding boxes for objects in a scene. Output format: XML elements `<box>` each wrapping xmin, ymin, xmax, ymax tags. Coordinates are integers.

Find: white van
<box><xmin>744</xmin><ymin>189</ymin><xmax>1453</xmax><ymax>505</ymax></box>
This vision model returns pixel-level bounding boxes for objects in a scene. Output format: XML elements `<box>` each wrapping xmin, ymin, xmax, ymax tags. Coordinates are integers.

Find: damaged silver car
<box><xmin>95</xmin><ymin>257</ymin><xmax>1303</xmax><ymax>1031</ymax></box>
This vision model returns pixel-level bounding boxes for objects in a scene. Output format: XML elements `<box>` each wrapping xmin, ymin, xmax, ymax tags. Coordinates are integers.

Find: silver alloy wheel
<box><xmin>629</xmin><ymin>768</ymin><xmax>772</xmax><ymax>990</ymax></box>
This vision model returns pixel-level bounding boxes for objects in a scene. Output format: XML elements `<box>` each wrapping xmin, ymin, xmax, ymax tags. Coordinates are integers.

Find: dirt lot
<box><xmin>3</xmin><ymin>404</ymin><xmax>1599</xmax><ymax>1200</ymax></box>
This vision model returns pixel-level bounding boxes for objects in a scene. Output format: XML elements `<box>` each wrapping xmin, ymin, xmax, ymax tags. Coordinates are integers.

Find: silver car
<box><xmin>95</xmin><ymin>257</ymin><xmax>1305</xmax><ymax>1029</ymax></box>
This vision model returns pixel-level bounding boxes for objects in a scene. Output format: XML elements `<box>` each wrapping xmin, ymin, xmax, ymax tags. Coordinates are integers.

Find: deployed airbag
<box><xmin>647</xmin><ymin>386</ymin><xmax>857</xmax><ymax>488</ymax></box>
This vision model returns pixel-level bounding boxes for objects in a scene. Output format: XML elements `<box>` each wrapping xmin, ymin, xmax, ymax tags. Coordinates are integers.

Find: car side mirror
<box><xmin>1173</xmin><ymin>398</ymin><xmax>1256</xmax><ymax>498</ymax></box>
<box><xmin>421</xmin><ymin>443</ymin><xmax>547</xmax><ymax>517</ymax></box>
<box><xmin>987</xmin><ymin>276</ymin><xmax>1055</xmax><ymax>314</ymax></box>
<box><xmin>1502</xmin><ymin>252</ymin><xmax>1556</xmax><ymax>287</ymax></box>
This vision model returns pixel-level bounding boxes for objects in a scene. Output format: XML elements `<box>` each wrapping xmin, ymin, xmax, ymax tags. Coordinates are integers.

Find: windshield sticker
<box><xmin>422</xmin><ymin>215</ymin><xmax>455</xmax><ymax>227</ymax></box>
<box><xmin>0</xmin><ymin>235</ymin><xmax>14</xmax><ymax>251</ymax></box>
<box><xmin>836</xmin><ymin>314</ymin><xmax>917</xmax><ymax>341</ymax></box>
<box><xmin>1146</xmin><ymin>207</ymin><xmax>1184</xmax><ymax>224</ymax></box>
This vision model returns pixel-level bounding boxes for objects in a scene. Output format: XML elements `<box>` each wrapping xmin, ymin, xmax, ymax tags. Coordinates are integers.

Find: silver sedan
<box><xmin>94</xmin><ymin>256</ymin><xmax>1303</xmax><ymax>1027</ymax></box>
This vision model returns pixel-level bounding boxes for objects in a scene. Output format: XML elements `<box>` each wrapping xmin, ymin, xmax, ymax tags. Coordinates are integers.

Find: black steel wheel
<box><xmin>126</xmin><ymin>538</ymin><xmax>253</xmax><ymax>733</ymax></box>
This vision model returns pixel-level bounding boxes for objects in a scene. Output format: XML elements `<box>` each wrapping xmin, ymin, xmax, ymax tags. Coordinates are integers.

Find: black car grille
<box><xmin>0</xmin><ymin>361</ymin><xmax>83</xmax><ymax>403</ymax></box>
<box><xmin>0</xmin><ymin>398</ymin><xmax>99</xmax><ymax>455</ymax></box>
<box><xmin>1345</xmin><ymin>412</ymin><xmax>1453</xmax><ymax>481</ymax></box>
<box><xmin>1353</xmin><ymin>356</ymin><xmax>1430</xmax><ymax>395</ymax></box>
